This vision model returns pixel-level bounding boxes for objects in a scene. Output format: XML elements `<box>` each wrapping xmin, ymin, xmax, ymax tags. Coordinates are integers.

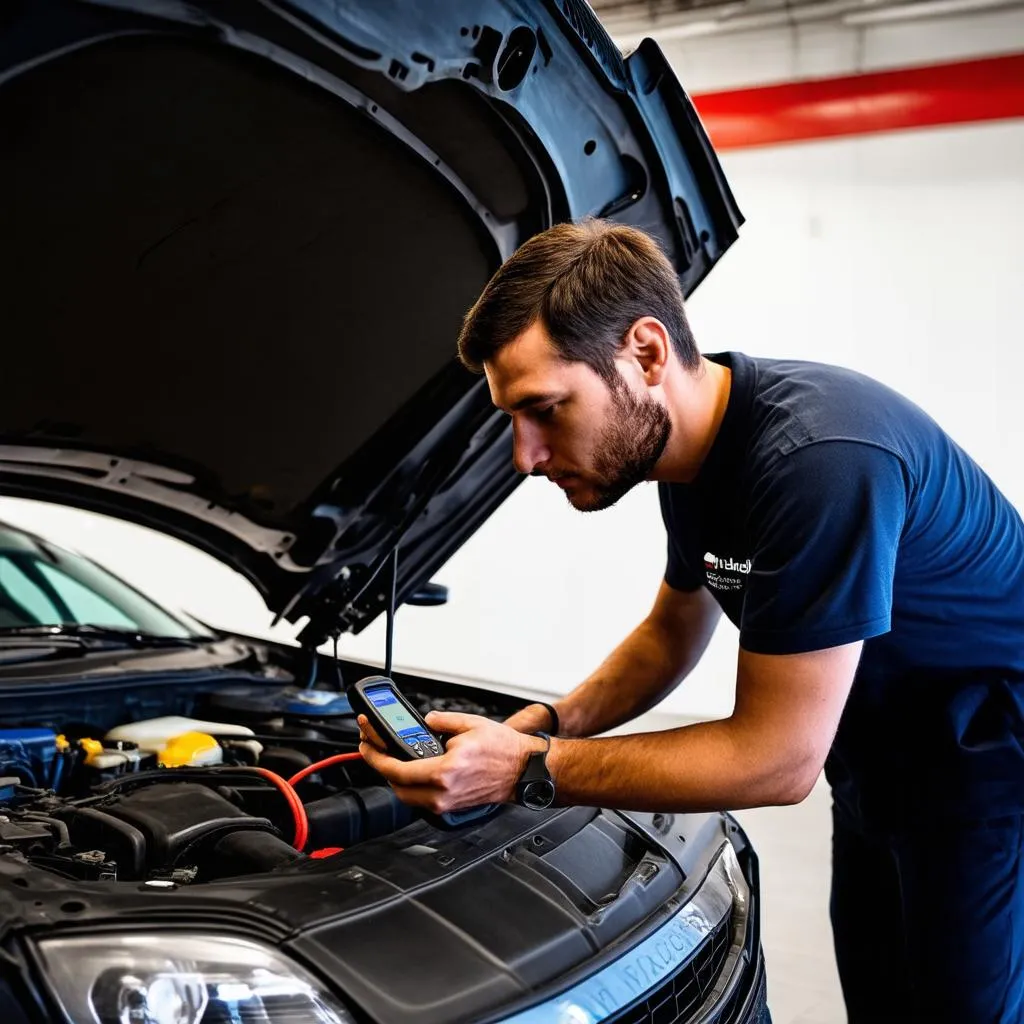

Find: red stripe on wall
<box><xmin>691</xmin><ymin>52</ymin><xmax>1024</xmax><ymax>150</ymax></box>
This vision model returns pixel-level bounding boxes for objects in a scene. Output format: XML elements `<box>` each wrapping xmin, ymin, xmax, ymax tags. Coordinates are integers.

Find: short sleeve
<box><xmin>739</xmin><ymin>441</ymin><xmax>908</xmax><ymax>655</ymax></box>
<box><xmin>658</xmin><ymin>483</ymin><xmax>703</xmax><ymax>592</ymax></box>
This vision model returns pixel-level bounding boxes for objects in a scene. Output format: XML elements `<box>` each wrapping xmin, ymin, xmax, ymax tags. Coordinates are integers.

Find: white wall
<box><xmin>359</xmin><ymin>115</ymin><xmax>1024</xmax><ymax>719</ymax></box>
<box><xmin>2</xmin><ymin>17</ymin><xmax>1022</xmax><ymax>722</ymax></box>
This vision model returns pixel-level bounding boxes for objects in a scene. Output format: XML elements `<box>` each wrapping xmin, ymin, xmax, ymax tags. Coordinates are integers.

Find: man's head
<box><xmin>457</xmin><ymin>220</ymin><xmax>700</xmax><ymax>511</ymax></box>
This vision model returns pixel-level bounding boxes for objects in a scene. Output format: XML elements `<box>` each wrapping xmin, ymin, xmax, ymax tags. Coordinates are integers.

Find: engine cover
<box><xmin>54</xmin><ymin>782</ymin><xmax>302</xmax><ymax>880</ymax></box>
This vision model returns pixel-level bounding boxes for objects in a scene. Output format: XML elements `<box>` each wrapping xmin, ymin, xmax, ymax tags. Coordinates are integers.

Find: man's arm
<box><xmin>358</xmin><ymin>641</ymin><xmax>862</xmax><ymax>814</ymax></box>
<box><xmin>544</xmin><ymin>642</ymin><xmax>862</xmax><ymax>810</ymax></box>
<box><xmin>504</xmin><ymin>581</ymin><xmax>722</xmax><ymax>737</ymax></box>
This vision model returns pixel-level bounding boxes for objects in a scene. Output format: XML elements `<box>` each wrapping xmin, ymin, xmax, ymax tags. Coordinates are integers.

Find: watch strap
<box><xmin>520</xmin><ymin>731</ymin><xmax>550</xmax><ymax>782</ymax></box>
<box><xmin>535</xmin><ymin>702</ymin><xmax>560</xmax><ymax>736</ymax></box>
<box><xmin>516</xmin><ymin>731</ymin><xmax>555</xmax><ymax>810</ymax></box>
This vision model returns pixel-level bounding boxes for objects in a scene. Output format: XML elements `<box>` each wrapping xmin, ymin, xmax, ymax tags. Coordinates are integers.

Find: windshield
<box><xmin>0</xmin><ymin>523</ymin><xmax>200</xmax><ymax>639</ymax></box>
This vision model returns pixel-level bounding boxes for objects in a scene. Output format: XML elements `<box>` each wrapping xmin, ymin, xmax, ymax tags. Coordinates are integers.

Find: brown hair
<box><xmin>457</xmin><ymin>219</ymin><xmax>699</xmax><ymax>382</ymax></box>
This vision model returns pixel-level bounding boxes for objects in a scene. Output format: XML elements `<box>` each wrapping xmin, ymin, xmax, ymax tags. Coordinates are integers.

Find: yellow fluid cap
<box><xmin>160</xmin><ymin>731</ymin><xmax>222</xmax><ymax>768</ymax></box>
<box><xmin>79</xmin><ymin>738</ymin><xmax>103</xmax><ymax>757</ymax></box>
<box><xmin>55</xmin><ymin>734</ymin><xmax>70</xmax><ymax>752</ymax></box>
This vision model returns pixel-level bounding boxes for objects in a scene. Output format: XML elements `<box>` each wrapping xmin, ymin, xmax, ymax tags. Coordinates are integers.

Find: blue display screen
<box><xmin>365</xmin><ymin>686</ymin><xmax>421</xmax><ymax>740</ymax></box>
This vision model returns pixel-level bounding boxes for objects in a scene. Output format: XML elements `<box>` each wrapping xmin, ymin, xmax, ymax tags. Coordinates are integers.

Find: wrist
<box><xmin>505</xmin><ymin>703</ymin><xmax>550</xmax><ymax>735</ymax></box>
<box><xmin>532</xmin><ymin>701</ymin><xmax>561</xmax><ymax>736</ymax></box>
<box><xmin>516</xmin><ymin>730</ymin><xmax>550</xmax><ymax>775</ymax></box>
<box><xmin>513</xmin><ymin>731</ymin><xmax>557</xmax><ymax>810</ymax></box>
<box><xmin>545</xmin><ymin>735</ymin><xmax>563</xmax><ymax>787</ymax></box>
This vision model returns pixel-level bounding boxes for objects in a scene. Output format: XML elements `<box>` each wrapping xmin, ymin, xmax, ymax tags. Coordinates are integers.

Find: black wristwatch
<box><xmin>535</xmin><ymin>701</ymin><xmax>560</xmax><ymax>736</ymax></box>
<box><xmin>515</xmin><ymin>731</ymin><xmax>556</xmax><ymax>810</ymax></box>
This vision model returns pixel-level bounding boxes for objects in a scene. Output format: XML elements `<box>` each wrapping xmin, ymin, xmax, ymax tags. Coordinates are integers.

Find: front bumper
<box><xmin>1</xmin><ymin>811</ymin><xmax>768</xmax><ymax>1024</ymax></box>
<box><xmin>493</xmin><ymin>834</ymin><xmax>769</xmax><ymax>1024</ymax></box>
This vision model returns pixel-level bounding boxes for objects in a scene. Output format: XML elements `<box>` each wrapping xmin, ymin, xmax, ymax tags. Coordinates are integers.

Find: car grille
<box><xmin>609</xmin><ymin>917</ymin><xmax>731</xmax><ymax>1024</ymax></box>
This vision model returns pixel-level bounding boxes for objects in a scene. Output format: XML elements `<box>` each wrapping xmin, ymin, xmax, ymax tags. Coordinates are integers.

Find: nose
<box><xmin>512</xmin><ymin>418</ymin><xmax>551</xmax><ymax>476</ymax></box>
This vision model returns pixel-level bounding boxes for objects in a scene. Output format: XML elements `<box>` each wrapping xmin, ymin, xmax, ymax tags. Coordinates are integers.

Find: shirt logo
<box><xmin>703</xmin><ymin>551</ymin><xmax>751</xmax><ymax>592</ymax></box>
<box><xmin>704</xmin><ymin>551</ymin><xmax>751</xmax><ymax>574</ymax></box>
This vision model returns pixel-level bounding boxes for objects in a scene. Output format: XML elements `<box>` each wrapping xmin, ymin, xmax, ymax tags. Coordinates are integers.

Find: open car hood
<box><xmin>0</xmin><ymin>0</ymin><xmax>742</xmax><ymax>644</ymax></box>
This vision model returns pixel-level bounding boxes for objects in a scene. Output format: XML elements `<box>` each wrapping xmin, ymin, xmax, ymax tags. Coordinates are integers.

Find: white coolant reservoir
<box><xmin>79</xmin><ymin>738</ymin><xmax>147</xmax><ymax>772</ymax></box>
<box><xmin>105</xmin><ymin>716</ymin><xmax>261</xmax><ymax>766</ymax></box>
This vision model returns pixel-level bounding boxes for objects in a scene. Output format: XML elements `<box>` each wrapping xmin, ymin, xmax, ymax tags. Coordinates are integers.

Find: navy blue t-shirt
<box><xmin>660</xmin><ymin>352</ymin><xmax>1024</xmax><ymax>825</ymax></box>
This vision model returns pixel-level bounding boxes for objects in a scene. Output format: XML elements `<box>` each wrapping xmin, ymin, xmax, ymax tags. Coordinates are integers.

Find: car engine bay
<box><xmin>0</xmin><ymin>663</ymin><xmax>514</xmax><ymax>886</ymax></box>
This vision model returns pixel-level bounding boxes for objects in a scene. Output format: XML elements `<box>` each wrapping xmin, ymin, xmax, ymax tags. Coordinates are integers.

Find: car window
<box><xmin>34</xmin><ymin>562</ymin><xmax>137</xmax><ymax>630</ymax></box>
<box><xmin>0</xmin><ymin>559</ymin><xmax>61</xmax><ymax>628</ymax></box>
<box><xmin>0</xmin><ymin>540</ymin><xmax>199</xmax><ymax>638</ymax></box>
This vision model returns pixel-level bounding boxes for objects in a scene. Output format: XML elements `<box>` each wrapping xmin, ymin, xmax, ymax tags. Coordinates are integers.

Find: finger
<box><xmin>357</xmin><ymin>714</ymin><xmax>387</xmax><ymax>750</ymax></box>
<box><xmin>358</xmin><ymin>740</ymin><xmax>404</xmax><ymax>778</ymax></box>
<box><xmin>424</xmin><ymin>710</ymin><xmax>488</xmax><ymax>735</ymax></box>
<box><xmin>359</xmin><ymin>741</ymin><xmax>444</xmax><ymax>787</ymax></box>
<box><xmin>389</xmin><ymin>783</ymin><xmax>445</xmax><ymax>811</ymax></box>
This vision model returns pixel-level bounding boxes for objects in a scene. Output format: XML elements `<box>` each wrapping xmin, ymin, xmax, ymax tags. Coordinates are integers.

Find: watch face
<box><xmin>522</xmin><ymin>779</ymin><xmax>556</xmax><ymax>810</ymax></box>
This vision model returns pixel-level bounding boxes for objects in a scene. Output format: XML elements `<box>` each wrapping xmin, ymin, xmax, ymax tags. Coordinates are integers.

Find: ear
<box><xmin>621</xmin><ymin>317</ymin><xmax>671</xmax><ymax>386</ymax></box>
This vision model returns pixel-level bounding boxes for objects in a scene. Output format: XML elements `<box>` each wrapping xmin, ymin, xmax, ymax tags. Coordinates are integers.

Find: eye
<box><xmin>535</xmin><ymin>403</ymin><xmax>559</xmax><ymax>421</ymax></box>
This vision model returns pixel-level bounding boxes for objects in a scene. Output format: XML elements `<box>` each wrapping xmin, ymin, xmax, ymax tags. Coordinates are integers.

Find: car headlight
<box><xmin>35</xmin><ymin>933</ymin><xmax>355</xmax><ymax>1024</ymax></box>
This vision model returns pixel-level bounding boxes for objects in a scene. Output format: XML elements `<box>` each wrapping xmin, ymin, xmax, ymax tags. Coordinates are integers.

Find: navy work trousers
<box><xmin>830</xmin><ymin>807</ymin><xmax>1024</xmax><ymax>1023</ymax></box>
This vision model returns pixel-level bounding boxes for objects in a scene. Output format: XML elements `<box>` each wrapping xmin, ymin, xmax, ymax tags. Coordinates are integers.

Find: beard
<box><xmin>564</xmin><ymin>381</ymin><xmax>671</xmax><ymax>512</ymax></box>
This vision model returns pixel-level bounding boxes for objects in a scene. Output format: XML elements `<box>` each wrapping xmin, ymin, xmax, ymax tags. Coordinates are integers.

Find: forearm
<box><xmin>557</xmin><ymin>617</ymin><xmax>698</xmax><ymax>737</ymax></box>
<box><xmin>503</xmin><ymin>617</ymin><xmax>691</xmax><ymax>738</ymax></box>
<box><xmin>546</xmin><ymin>718</ymin><xmax>819</xmax><ymax>812</ymax></box>
<box><xmin>505</xmin><ymin>584</ymin><xmax>720</xmax><ymax>739</ymax></box>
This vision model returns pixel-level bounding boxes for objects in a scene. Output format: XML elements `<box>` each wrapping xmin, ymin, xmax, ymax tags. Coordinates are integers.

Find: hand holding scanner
<box><xmin>348</xmin><ymin>675</ymin><xmax>498</xmax><ymax>827</ymax></box>
<box><xmin>349</xmin><ymin>676</ymin><xmax>443</xmax><ymax>760</ymax></box>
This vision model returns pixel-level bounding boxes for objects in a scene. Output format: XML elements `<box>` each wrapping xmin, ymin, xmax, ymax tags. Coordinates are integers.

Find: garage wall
<box><xmin>2</xmin><ymin>12</ymin><xmax>1022</xmax><ymax>722</ymax></box>
<box><xmin>351</xmin><ymin>113</ymin><xmax>1024</xmax><ymax>719</ymax></box>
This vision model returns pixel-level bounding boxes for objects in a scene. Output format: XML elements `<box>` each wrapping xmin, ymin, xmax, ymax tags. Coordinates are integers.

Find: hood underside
<box><xmin>0</xmin><ymin>0</ymin><xmax>742</xmax><ymax>641</ymax></box>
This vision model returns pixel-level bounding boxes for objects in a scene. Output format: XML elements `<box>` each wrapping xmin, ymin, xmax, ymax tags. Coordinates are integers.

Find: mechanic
<box><xmin>358</xmin><ymin>219</ymin><xmax>1024</xmax><ymax>1024</ymax></box>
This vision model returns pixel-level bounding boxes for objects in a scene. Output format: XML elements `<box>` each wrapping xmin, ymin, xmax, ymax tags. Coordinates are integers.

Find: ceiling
<box><xmin>590</xmin><ymin>0</ymin><xmax>1024</xmax><ymax>46</ymax></box>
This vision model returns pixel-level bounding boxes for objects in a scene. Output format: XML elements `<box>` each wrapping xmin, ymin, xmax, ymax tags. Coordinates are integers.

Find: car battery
<box><xmin>0</xmin><ymin>728</ymin><xmax>58</xmax><ymax>789</ymax></box>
